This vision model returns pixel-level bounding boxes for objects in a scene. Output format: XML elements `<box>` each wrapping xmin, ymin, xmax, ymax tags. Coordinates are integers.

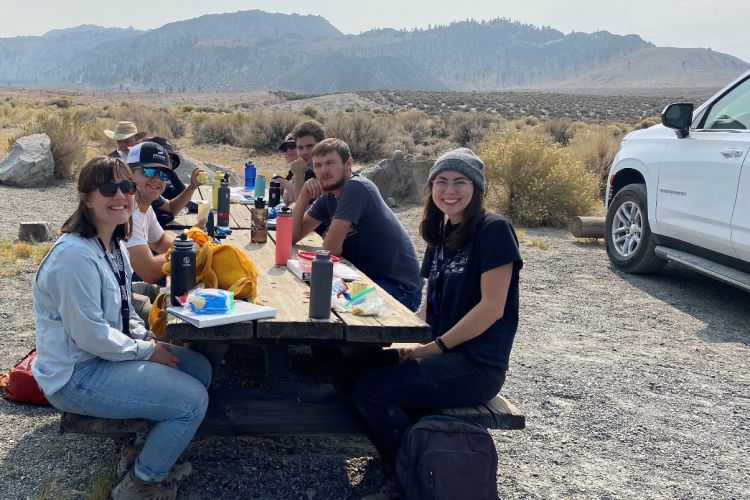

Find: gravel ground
<box><xmin>0</xmin><ymin>181</ymin><xmax>748</xmax><ymax>499</ymax></box>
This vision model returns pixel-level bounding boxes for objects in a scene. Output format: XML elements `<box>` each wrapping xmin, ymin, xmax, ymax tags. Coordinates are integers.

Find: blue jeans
<box><xmin>46</xmin><ymin>344</ymin><xmax>211</xmax><ymax>482</ymax></box>
<box><xmin>374</xmin><ymin>278</ymin><xmax>422</xmax><ymax>312</ymax></box>
<box><xmin>334</xmin><ymin>348</ymin><xmax>505</xmax><ymax>462</ymax></box>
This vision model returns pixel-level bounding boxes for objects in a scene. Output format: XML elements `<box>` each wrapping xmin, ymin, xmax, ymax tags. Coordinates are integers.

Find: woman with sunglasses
<box><xmin>334</xmin><ymin>148</ymin><xmax>523</xmax><ymax>466</ymax></box>
<box><xmin>32</xmin><ymin>156</ymin><xmax>211</xmax><ymax>498</ymax></box>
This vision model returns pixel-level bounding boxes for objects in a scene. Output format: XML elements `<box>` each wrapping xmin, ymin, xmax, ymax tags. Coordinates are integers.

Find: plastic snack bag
<box><xmin>344</xmin><ymin>286</ymin><xmax>387</xmax><ymax>316</ymax></box>
<box><xmin>187</xmin><ymin>288</ymin><xmax>235</xmax><ymax>314</ymax></box>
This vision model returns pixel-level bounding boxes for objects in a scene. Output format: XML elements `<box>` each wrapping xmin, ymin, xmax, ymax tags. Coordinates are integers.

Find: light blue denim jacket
<box><xmin>32</xmin><ymin>232</ymin><xmax>155</xmax><ymax>395</ymax></box>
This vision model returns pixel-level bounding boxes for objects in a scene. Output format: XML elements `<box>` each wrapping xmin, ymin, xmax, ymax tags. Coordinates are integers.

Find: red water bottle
<box><xmin>275</xmin><ymin>207</ymin><xmax>293</xmax><ymax>266</ymax></box>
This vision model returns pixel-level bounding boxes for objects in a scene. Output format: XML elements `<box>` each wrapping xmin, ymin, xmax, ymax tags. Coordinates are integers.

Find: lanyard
<box><xmin>97</xmin><ymin>238</ymin><xmax>130</xmax><ymax>337</ymax></box>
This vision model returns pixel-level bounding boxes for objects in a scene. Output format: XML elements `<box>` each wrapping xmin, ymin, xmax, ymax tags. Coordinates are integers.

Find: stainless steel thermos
<box><xmin>309</xmin><ymin>250</ymin><xmax>333</xmax><ymax>319</ymax></box>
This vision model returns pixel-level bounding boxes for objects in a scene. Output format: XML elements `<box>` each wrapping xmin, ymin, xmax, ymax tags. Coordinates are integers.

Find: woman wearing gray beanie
<box><xmin>335</xmin><ymin>147</ymin><xmax>524</xmax><ymax>465</ymax></box>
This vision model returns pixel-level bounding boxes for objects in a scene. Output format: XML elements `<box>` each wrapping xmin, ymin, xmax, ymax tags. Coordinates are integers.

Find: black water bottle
<box><xmin>269</xmin><ymin>179</ymin><xmax>281</xmax><ymax>208</ymax></box>
<box><xmin>170</xmin><ymin>233</ymin><xmax>196</xmax><ymax>306</ymax></box>
<box><xmin>309</xmin><ymin>250</ymin><xmax>333</xmax><ymax>319</ymax></box>
<box><xmin>217</xmin><ymin>174</ymin><xmax>231</xmax><ymax>227</ymax></box>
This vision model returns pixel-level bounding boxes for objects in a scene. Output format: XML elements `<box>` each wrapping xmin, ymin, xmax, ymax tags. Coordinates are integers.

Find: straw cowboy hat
<box><xmin>104</xmin><ymin>121</ymin><xmax>148</xmax><ymax>141</ymax></box>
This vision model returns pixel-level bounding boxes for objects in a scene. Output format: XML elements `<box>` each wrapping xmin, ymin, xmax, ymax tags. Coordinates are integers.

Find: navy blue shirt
<box><xmin>308</xmin><ymin>176</ymin><xmax>422</xmax><ymax>295</ymax></box>
<box><xmin>420</xmin><ymin>212</ymin><xmax>522</xmax><ymax>369</ymax></box>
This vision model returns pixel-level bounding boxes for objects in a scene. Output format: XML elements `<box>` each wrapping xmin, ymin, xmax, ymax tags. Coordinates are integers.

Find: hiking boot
<box><xmin>116</xmin><ymin>439</ymin><xmax>144</xmax><ymax>480</ymax></box>
<box><xmin>116</xmin><ymin>440</ymin><xmax>192</xmax><ymax>485</ymax></box>
<box><xmin>111</xmin><ymin>468</ymin><xmax>178</xmax><ymax>500</ymax></box>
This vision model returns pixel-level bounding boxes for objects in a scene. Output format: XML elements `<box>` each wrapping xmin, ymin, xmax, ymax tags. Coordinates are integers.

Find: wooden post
<box><xmin>570</xmin><ymin>216</ymin><xmax>605</xmax><ymax>239</ymax></box>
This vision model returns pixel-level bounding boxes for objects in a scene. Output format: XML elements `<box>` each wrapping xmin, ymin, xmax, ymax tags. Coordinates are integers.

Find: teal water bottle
<box><xmin>255</xmin><ymin>174</ymin><xmax>266</xmax><ymax>200</ymax></box>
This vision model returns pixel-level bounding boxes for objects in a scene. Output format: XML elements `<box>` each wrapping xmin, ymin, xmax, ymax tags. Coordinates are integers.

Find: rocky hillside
<box><xmin>0</xmin><ymin>11</ymin><xmax>746</xmax><ymax>92</ymax></box>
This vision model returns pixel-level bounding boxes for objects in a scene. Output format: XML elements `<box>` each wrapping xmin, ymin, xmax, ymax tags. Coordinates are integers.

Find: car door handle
<box><xmin>720</xmin><ymin>148</ymin><xmax>744</xmax><ymax>158</ymax></box>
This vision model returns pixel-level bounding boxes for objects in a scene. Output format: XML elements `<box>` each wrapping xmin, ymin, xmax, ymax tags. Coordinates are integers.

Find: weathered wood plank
<box><xmin>59</xmin><ymin>392</ymin><xmax>525</xmax><ymax>436</ymax></box>
<box><xmin>226</xmin><ymin>229</ymin><xmax>345</xmax><ymax>341</ymax></box>
<box><xmin>290</xmin><ymin>233</ymin><xmax>431</xmax><ymax>344</ymax></box>
<box><xmin>59</xmin><ymin>413</ymin><xmax>148</xmax><ymax>436</ymax></box>
<box><xmin>483</xmin><ymin>395</ymin><xmax>526</xmax><ymax>430</ymax></box>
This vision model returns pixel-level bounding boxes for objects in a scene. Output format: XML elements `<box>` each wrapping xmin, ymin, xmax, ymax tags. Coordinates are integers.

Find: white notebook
<box><xmin>167</xmin><ymin>300</ymin><xmax>277</xmax><ymax>328</ymax></box>
<box><xmin>286</xmin><ymin>259</ymin><xmax>361</xmax><ymax>282</ymax></box>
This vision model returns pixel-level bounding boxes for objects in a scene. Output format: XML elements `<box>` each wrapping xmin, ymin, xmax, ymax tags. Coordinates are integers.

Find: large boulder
<box><xmin>0</xmin><ymin>134</ymin><xmax>55</xmax><ymax>187</ymax></box>
<box><xmin>173</xmin><ymin>153</ymin><xmax>241</xmax><ymax>187</ymax></box>
<box><xmin>359</xmin><ymin>151</ymin><xmax>436</xmax><ymax>206</ymax></box>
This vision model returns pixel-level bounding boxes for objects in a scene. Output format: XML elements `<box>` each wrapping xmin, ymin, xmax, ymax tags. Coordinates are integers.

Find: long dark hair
<box><xmin>419</xmin><ymin>181</ymin><xmax>486</xmax><ymax>251</ymax></box>
<box><xmin>61</xmin><ymin>157</ymin><xmax>134</xmax><ymax>241</ymax></box>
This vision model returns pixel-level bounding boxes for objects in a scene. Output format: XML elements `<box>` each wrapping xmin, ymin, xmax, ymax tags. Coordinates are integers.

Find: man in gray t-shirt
<box><xmin>291</xmin><ymin>139</ymin><xmax>422</xmax><ymax>311</ymax></box>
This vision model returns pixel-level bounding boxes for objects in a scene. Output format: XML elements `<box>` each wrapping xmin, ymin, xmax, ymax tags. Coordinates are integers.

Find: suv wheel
<box><xmin>605</xmin><ymin>183</ymin><xmax>666</xmax><ymax>274</ymax></box>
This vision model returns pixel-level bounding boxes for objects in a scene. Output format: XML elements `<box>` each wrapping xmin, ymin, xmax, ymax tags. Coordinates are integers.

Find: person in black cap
<box><xmin>144</xmin><ymin>136</ymin><xmax>204</xmax><ymax>228</ymax></box>
<box><xmin>124</xmin><ymin>141</ymin><xmax>179</xmax><ymax>286</ymax></box>
<box><xmin>275</xmin><ymin>133</ymin><xmax>299</xmax><ymax>204</ymax></box>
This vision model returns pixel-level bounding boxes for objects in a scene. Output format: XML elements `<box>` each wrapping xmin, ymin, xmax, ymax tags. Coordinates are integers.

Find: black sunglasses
<box><xmin>95</xmin><ymin>180</ymin><xmax>137</xmax><ymax>197</ymax></box>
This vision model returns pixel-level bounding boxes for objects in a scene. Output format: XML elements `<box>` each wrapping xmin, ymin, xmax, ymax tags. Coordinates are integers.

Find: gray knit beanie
<box><xmin>427</xmin><ymin>147</ymin><xmax>485</xmax><ymax>193</ymax></box>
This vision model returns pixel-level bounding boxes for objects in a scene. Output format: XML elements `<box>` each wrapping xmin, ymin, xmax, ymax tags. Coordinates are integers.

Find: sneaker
<box><xmin>111</xmin><ymin>468</ymin><xmax>178</xmax><ymax>500</ymax></box>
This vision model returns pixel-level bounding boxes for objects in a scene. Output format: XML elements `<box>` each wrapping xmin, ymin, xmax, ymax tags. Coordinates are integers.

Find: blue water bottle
<box><xmin>244</xmin><ymin>161</ymin><xmax>256</xmax><ymax>191</ymax></box>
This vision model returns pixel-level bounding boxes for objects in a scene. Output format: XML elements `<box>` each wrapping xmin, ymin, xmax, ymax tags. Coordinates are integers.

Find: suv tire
<box><xmin>605</xmin><ymin>183</ymin><xmax>666</xmax><ymax>274</ymax></box>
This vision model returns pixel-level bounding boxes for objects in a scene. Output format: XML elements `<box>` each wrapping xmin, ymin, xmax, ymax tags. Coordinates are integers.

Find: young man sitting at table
<box><xmin>291</xmin><ymin>138</ymin><xmax>422</xmax><ymax>312</ymax></box>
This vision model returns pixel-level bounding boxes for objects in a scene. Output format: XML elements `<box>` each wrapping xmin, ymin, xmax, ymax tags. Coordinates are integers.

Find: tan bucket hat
<box><xmin>104</xmin><ymin>121</ymin><xmax>148</xmax><ymax>141</ymax></box>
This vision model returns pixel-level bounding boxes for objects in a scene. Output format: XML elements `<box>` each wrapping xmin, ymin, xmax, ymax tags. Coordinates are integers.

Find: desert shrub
<box><xmin>181</xmin><ymin>104</ymin><xmax>197</xmax><ymax>113</ymax></box>
<box><xmin>192</xmin><ymin>113</ymin><xmax>244</xmax><ymax>145</ymax></box>
<box><xmin>633</xmin><ymin>116</ymin><xmax>661</xmax><ymax>130</ymax></box>
<box><xmin>301</xmin><ymin>106</ymin><xmax>321</xmax><ymax>121</ymax></box>
<box><xmin>538</xmin><ymin>118</ymin><xmax>574</xmax><ymax>145</ymax></box>
<box><xmin>114</xmin><ymin>105</ymin><xmax>186</xmax><ymax>139</ymax></box>
<box><xmin>393</xmin><ymin>109</ymin><xmax>432</xmax><ymax>144</ymax></box>
<box><xmin>12</xmin><ymin>110</ymin><xmax>88</xmax><ymax>179</ymax></box>
<box><xmin>47</xmin><ymin>97</ymin><xmax>73</xmax><ymax>109</ymax></box>
<box><xmin>481</xmin><ymin>130</ymin><xmax>599</xmax><ymax>227</ymax></box>
<box><xmin>323</xmin><ymin>111</ymin><xmax>391</xmax><ymax>162</ymax></box>
<box><xmin>448</xmin><ymin>111</ymin><xmax>502</xmax><ymax>147</ymax></box>
<box><xmin>239</xmin><ymin>109</ymin><xmax>302</xmax><ymax>151</ymax></box>
<box><xmin>567</xmin><ymin>126</ymin><xmax>622</xmax><ymax>196</ymax></box>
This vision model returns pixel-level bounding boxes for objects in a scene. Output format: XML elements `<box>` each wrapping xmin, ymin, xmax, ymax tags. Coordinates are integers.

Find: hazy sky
<box><xmin>2</xmin><ymin>0</ymin><xmax>748</xmax><ymax>62</ymax></box>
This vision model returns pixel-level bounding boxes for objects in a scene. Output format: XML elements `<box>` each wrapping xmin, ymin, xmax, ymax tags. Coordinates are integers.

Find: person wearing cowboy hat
<box><xmin>105</xmin><ymin>121</ymin><xmax>147</xmax><ymax>163</ymax></box>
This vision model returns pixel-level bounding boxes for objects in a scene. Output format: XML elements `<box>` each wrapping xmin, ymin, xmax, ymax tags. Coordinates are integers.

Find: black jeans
<box><xmin>334</xmin><ymin>348</ymin><xmax>506</xmax><ymax>462</ymax></box>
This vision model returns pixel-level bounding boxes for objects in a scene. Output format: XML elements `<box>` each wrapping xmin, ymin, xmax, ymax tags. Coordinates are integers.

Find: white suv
<box><xmin>605</xmin><ymin>70</ymin><xmax>750</xmax><ymax>291</ymax></box>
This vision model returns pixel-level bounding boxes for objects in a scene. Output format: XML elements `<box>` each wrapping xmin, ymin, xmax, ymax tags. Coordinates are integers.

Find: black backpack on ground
<box><xmin>395</xmin><ymin>415</ymin><xmax>498</xmax><ymax>499</ymax></box>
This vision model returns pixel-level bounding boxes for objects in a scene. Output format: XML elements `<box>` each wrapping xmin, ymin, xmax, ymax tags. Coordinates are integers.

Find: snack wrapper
<box><xmin>187</xmin><ymin>288</ymin><xmax>235</xmax><ymax>314</ymax></box>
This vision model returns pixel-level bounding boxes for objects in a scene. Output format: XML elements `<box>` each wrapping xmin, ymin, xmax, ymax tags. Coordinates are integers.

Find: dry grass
<box><xmin>525</xmin><ymin>238</ymin><xmax>551</xmax><ymax>250</ymax></box>
<box><xmin>0</xmin><ymin>239</ymin><xmax>51</xmax><ymax>277</ymax></box>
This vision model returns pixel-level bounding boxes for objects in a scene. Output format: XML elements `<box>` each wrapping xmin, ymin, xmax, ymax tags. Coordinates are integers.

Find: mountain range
<box><xmin>0</xmin><ymin>10</ymin><xmax>746</xmax><ymax>93</ymax></box>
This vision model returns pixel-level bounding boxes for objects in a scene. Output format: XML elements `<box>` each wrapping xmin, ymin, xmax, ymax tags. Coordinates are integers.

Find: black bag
<box><xmin>395</xmin><ymin>415</ymin><xmax>498</xmax><ymax>500</ymax></box>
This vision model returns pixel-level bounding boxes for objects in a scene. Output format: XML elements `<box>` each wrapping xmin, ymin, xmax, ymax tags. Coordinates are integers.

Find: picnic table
<box><xmin>60</xmin><ymin>189</ymin><xmax>524</xmax><ymax>436</ymax></box>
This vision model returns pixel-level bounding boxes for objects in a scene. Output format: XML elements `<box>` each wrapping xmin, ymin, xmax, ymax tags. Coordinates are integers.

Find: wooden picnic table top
<box><xmin>167</xmin><ymin>196</ymin><xmax>431</xmax><ymax>346</ymax></box>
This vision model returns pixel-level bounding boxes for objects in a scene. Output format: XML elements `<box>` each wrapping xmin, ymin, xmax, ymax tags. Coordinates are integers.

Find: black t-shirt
<box><xmin>420</xmin><ymin>212</ymin><xmax>523</xmax><ymax>369</ymax></box>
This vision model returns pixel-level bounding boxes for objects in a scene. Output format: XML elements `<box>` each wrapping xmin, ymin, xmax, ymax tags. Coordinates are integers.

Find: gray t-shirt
<box><xmin>308</xmin><ymin>176</ymin><xmax>422</xmax><ymax>295</ymax></box>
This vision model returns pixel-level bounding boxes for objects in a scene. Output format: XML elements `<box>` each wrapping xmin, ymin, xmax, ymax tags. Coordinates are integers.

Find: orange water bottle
<box><xmin>275</xmin><ymin>207</ymin><xmax>293</xmax><ymax>266</ymax></box>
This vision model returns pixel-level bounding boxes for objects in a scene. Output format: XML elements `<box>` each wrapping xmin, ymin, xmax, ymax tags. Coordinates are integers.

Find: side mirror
<box><xmin>661</xmin><ymin>102</ymin><xmax>694</xmax><ymax>138</ymax></box>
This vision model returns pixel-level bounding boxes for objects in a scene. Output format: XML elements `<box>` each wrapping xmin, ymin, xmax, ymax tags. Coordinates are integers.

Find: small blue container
<box><xmin>244</xmin><ymin>161</ymin><xmax>256</xmax><ymax>191</ymax></box>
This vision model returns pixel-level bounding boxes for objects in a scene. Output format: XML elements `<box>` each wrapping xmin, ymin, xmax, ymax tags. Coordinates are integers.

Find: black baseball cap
<box><xmin>126</xmin><ymin>142</ymin><xmax>170</xmax><ymax>170</ymax></box>
<box><xmin>144</xmin><ymin>136</ymin><xmax>181</xmax><ymax>169</ymax></box>
<box><xmin>278</xmin><ymin>133</ymin><xmax>297</xmax><ymax>152</ymax></box>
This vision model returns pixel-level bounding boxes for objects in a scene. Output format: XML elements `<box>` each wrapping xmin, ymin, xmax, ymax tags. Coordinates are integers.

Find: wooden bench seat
<box><xmin>58</xmin><ymin>392</ymin><xmax>524</xmax><ymax>437</ymax></box>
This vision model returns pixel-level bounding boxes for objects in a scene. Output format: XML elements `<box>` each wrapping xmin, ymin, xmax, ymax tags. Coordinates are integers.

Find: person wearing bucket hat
<box><xmin>142</xmin><ymin>136</ymin><xmax>206</xmax><ymax>228</ymax></box>
<box><xmin>123</xmin><ymin>142</ymin><xmax>177</xmax><ymax>286</ymax></box>
<box><xmin>334</xmin><ymin>147</ymin><xmax>524</xmax><ymax>465</ymax></box>
<box><xmin>105</xmin><ymin>121</ymin><xmax>148</xmax><ymax>163</ymax></box>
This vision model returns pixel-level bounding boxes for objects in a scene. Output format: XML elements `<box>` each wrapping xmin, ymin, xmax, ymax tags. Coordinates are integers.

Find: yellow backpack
<box><xmin>148</xmin><ymin>228</ymin><xmax>260</xmax><ymax>338</ymax></box>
